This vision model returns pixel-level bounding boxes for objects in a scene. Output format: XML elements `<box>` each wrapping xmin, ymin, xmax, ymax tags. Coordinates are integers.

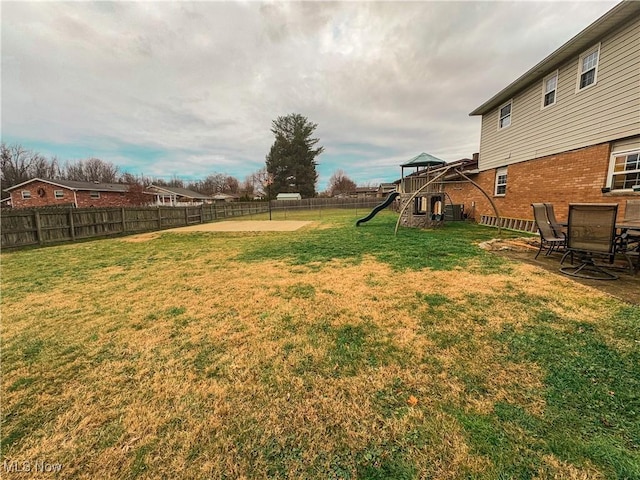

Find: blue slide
<box><xmin>356</xmin><ymin>191</ymin><xmax>400</xmax><ymax>226</ymax></box>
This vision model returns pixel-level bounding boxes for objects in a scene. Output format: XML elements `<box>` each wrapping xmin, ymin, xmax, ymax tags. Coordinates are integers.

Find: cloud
<box><xmin>1</xmin><ymin>0</ymin><xmax>618</xmax><ymax>190</ymax></box>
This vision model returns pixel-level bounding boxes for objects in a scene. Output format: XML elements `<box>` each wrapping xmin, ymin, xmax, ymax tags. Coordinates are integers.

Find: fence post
<box><xmin>184</xmin><ymin>207</ymin><xmax>189</xmax><ymax>225</ymax></box>
<box><xmin>158</xmin><ymin>207</ymin><xmax>162</xmax><ymax>229</ymax></box>
<box><xmin>69</xmin><ymin>209</ymin><xmax>76</xmax><ymax>241</ymax></box>
<box><xmin>121</xmin><ymin>207</ymin><xmax>126</xmax><ymax>233</ymax></box>
<box><xmin>200</xmin><ymin>204</ymin><xmax>204</xmax><ymax>223</ymax></box>
<box><xmin>34</xmin><ymin>211</ymin><xmax>43</xmax><ymax>245</ymax></box>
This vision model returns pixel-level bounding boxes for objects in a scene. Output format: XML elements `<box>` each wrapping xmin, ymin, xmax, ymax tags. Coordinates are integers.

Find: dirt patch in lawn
<box><xmin>122</xmin><ymin>220</ymin><xmax>313</xmax><ymax>242</ymax></box>
<box><xmin>169</xmin><ymin>220</ymin><xmax>313</xmax><ymax>232</ymax></box>
<box><xmin>480</xmin><ymin>237</ymin><xmax>640</xmax><ymax>305</ymax></box>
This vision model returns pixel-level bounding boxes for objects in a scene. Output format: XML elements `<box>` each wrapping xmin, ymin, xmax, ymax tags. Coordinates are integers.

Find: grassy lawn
<box><xmin>2</xmin><ymin>210</ymin><xmax>639</xmax><ymax>479</ymax></box>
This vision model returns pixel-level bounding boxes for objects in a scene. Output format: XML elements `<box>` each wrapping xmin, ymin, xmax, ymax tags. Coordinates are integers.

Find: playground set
<box><xmin>356</xmin><ymin>153</ymin><xmax>501</xmax><ymax>234</ymax></box>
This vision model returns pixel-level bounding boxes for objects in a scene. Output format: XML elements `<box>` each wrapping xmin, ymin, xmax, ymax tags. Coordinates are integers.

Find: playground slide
<box><xmin>356</xmin><ymin>191</ymin><xmax>400</xmax><ymax>226</ymax></box>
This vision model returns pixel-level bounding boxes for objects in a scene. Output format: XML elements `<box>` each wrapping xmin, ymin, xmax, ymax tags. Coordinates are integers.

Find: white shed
<box><xmin>276</xmin><ymin>193</ymin><xmax>302</xmax><ymax>201</ymax></box>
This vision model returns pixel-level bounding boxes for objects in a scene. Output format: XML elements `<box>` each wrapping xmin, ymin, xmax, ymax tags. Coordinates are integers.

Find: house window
<box><xmin>495</xmin><ymin>167</ymin><xmax>507</xmax><ymax>196</ymax></box>
<box><xmin>542</xmin><ymin>72</ymin><xmax>558</xmax><ymax>108</ymax></box>
<box><xmin>498</xmin><ymin>101</ymin><xmax>512</xmax><ymax>129</ymax></box>
<box><xmin>21</xmin><ymin>190</ymin><xmax>32</xmax><ymax>199</ymax></box>
<box><xmin>54</xmin><ymin>190</ymin><xmax>64</xmax><ymax>199</ymax></box>
<box><xmin>609</xmin><ymin>150</ymin><xmax>640</xmax><ymax>191</ymax></box>
<box><xmin>90</xmin><ymin>191</ymin><xmax>101</xmax><ymax>199</ymax></box>
<box><xmin>577</xmin><ymin>44</ymin><xmax>600</xmax><ymax>91</ymax></box>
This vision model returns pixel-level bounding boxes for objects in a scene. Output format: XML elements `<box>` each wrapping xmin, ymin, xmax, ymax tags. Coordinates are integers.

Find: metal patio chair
<box><xmin>560</xmin><ymin>203</ymin><xmax>619</xmax><ymax>280</ymax></box>
<box><xmin>544</xmin><ymin>203</ymin><xmax>567</xmax><ymax>237</ymax></box>
<box><xmin>532</xmin><ymin>203</ymin><xmax>566</xmax><ymax>259</ymax></box>
<box><xmin>615</xmin><ymin>199</ymin><xmax>640</xmax><ymax>273</ymax></box>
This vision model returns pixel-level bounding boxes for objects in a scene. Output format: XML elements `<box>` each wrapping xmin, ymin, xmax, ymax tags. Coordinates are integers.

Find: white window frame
<box><xmin>495</xmin><ymin>167</ymin><xmax>508</xmax><ymax>196</ymax></box>
<box><xmin>89</xmin><ymin>191</ymin><xmax>101</xmax><ymax>199</ymax></box>
<box><xmin>54</xmin><ymin>190</ymin><xmax>64</xmax><ymax>199</ymax></box>
<box><xmin>607</xmin><ymin>149</ymin><xmax>640</xmax><ymax>192</ymax></box>
<box><xmin>21</xmin><ymin>190</ymin><xmax>32</xmax><ymax>199</ymax></box>
<box><xmin>497</xmin><ymin>100</ymin><xmax>512</xmax><ymax>130</ymax></box>
<box><xmin>576</xmin><ymin>43</ymin><xmax>600</xmax><ymax>92</ymax></box>
<box><xmin>541</xmin><ymin>71</ymin><xmax>558</xmax><ymax>109</ymax></box>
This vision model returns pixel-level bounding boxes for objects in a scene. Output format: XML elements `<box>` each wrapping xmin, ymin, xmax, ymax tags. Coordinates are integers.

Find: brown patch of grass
<box><xmin>2</xmin><ymin>232</ymin><xmax>629</xmax><ymax>478</ymax></box>
<box><xmin>121</xmin><ymin>232</ymin><xmax>161</xmax><ymax>243</ymax></box>
<box><xmin>535</xmin><ymin>454</ymin><xmax>605</xmax><ymax>479</ymax></box>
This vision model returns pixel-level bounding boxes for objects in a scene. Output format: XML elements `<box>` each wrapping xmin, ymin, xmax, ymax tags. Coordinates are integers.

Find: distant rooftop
<box><xmin>149</xmin><ymin>185</ymin><xmax>211</xmax><ymax>199</ymax></box>
<box><xmin>5</xmin><ymin>177</ymin><xmax>130</xmax><ymax>192</ymax></box>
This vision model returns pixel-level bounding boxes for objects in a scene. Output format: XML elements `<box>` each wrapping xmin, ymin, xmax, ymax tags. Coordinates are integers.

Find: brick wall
<box><xmin>9</xmin><ymin>181</ymin><xmax>149</xmax><ymax>209</ymax></box>
<box><xmin>445</xmin><ymin>142</ymin><xmax>637</xmax><ymax>222</ymax></box>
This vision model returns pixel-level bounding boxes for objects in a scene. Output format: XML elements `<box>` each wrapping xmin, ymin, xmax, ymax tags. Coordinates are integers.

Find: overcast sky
<box><xmin>2</xmin><ymin>0</ymin><xmax>619</xmax><ymax>191</ymax></box>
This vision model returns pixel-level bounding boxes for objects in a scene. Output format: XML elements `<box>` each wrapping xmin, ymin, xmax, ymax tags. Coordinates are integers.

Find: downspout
<box><xmin>73</xmin><ymin>189</ymin><xmax>78</xmax><ymax>208</ymax></box>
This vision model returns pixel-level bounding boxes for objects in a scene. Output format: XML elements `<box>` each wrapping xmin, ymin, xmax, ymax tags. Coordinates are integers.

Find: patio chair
<box><xmin>560</xmin><ymin>203</ymin><xmax>619</xmax><ymax>280</ymax></box>
<box><xmin>532</xmin><ymin>203</ymin><xmax>566</xmax><ymax>259</ymax></box>
<box><xmin>626</xmin><ymin>199</ymin><xmax>640</xmax><ymax>221</ymax></box>
<box><xmin>623</xmin><ymin>199</ymin><xmax>640</xmax><ymax>241</ymax></box>
<box><xmin>544</xmin><ymin>203</ymin><xmax>567</xmax><ymax>237</ymax></box>
<box><xmin>615</xmin><ymin>199</ymin><xmax>640</xmax><ymax>273</ymax></box>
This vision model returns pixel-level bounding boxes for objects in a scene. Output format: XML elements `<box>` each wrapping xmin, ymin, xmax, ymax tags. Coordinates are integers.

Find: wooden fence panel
<box><xmin>1</xmin><ymin>211</ymin><xmax>38</xmax><ymax>247</ymax></box>
<box><xmin>124</xmin><ymin>208</ymin><xmax>161</xmax><ymax>232</ymax></box>
<box><xmin>72</xmin><ymin>209</ymin><xmax>122</xmax><ymax>239</ymax></box>
<box><xmin>39</xmin><ymin>211</ymin><xmax>74</xmax><ymax>243</ymax></box>
<box><xmin>160</xmin><ymin>207</ymin><xmax>186</xmax><ymax>228</ymax></box>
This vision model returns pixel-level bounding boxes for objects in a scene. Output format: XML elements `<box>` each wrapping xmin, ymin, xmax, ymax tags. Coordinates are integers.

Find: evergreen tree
<box><xmin>265</xmin><ymin>113</ymin><xmax>323</xmax><ymax>198</ymax></box>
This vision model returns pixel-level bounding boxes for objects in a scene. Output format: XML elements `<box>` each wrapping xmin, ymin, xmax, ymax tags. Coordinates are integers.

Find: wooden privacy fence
<box><xmin>0</xmin><ymin>197</ymin><xmax>386</xmax><ymax>248</ymax></box>
<box><xmin>1</xmin><ymin>203</ymin><xmax>269</xmax><ymax>249</ymax></box>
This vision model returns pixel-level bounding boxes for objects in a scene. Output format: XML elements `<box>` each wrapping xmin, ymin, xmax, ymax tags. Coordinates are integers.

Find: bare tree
<box><xmin>120</xmin><ymin>172</ymin><xmax>152</xmax><ymax>187</ymax></box>
<box><xmin>327</xmin><ymin>169</ymin><xmax>357</xmax><ymax>197</ymax></box>
<box><xmin>244</xmin><ymin>167</ymin><xmax>269</xmax><ymax>198</ymax></box>
<box><xmin>1</xmin><ymin>143</ymin><xmax>61</xmax><ymax>198</ymax></box>
<box><xmin>166</xmin><ymin>176</ymin><xmax>185</xmax><ymax>188</ymax></box>
<box><xmin>240</xmin><ymin>175</ymin><xmax>256</xmax><ymax>199</ymax></box>
<box><xmin>224</xmin><ymin>176</ymin><xmax>240</xmax><ymax>194</ymax></box>
<box><xmin>63</xmin><ymin>158</ymin><xmax>119</xmax><ymax>183</ymax></box>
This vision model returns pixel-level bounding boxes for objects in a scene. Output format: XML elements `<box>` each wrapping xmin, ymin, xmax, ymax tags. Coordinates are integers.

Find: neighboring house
<box><xmin>276</xmin><ymin>193</ymin><xmax>302</xmax><ymax>201</ymax></box>
<box><xmin>212</xmin><ymin>193</ymin><xmax>240</xmax><ymax>203</ymax></box>
<box><xmin>447</xmin><ymin>1</ymin><xmax>640</xmax><ymax>223</ymax></box>
<box><xmin>4</xmin><ymin>178</ymin><xmax>148</xmax><ymax>209</ymax></box>
<box><xmin>354</xmin><ymin>187</ymin><xmax>378</xmax><ymax>199</ymax></box>
<box><xmin>377</xmin><ymin>183</ymin><xmax>397</xmax><ymax>197</ymax></box>
<box><xmin>148</xmin><ymin>185</ymin><xmax>212</xmax><ymax>206</ymax></box>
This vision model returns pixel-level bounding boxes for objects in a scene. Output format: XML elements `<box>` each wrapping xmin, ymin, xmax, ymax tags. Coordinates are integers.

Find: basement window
<box><xmin>90</xmin><ymin>191</ymin><xmax>101</xmax><ymax>199</ymax></box>
<box><xmin>495</xmin><ymin>167</ymin><xmax>507</xmax><ymax>196</ymax></box>
<box><xmin>498</xmin><ymin>101</ymin><xmax>512</xmax><ymax>129</ymax></box>
<box><xmin>21</xmin><ymin>190</ymin><xmax>32</xmax><ymax>199</ymax></box>
<box><xmin>608</xmin><ymin>150</ymin><xmax>640</xmax><ymax>191</ymax></box>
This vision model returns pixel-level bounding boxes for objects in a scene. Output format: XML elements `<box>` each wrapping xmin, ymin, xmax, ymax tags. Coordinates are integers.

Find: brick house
<box><xmin>5</xmin><ymin>178</ymin><xmax>149</xmax><ymax>209</ymax></box>
<box><xmin>446</xmin><ymin>1</ymin><xmax>640</xmax><ymax>223</ymax></box>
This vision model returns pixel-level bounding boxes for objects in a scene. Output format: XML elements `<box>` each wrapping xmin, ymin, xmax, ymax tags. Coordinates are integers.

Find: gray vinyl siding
<box><xmin>478</xmin><ymin>16</ymin><xmax>640</xmax><ymax>171</ymax></box>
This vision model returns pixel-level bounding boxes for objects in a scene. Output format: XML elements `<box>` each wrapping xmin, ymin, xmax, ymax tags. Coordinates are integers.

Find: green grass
<box><xmin>1</xmin><ymin>209</ymin><xmax>638</xmax><ymax>479</ymax></box>
<box><xmin>492</xmin><ymin>312</ymin><xmax>640</xmax><ymax>479</ymax></box>
<box><xmin>237</xmin><ymin>211</ymin><xmax>520</xmax><ymax>272</ymax></box>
